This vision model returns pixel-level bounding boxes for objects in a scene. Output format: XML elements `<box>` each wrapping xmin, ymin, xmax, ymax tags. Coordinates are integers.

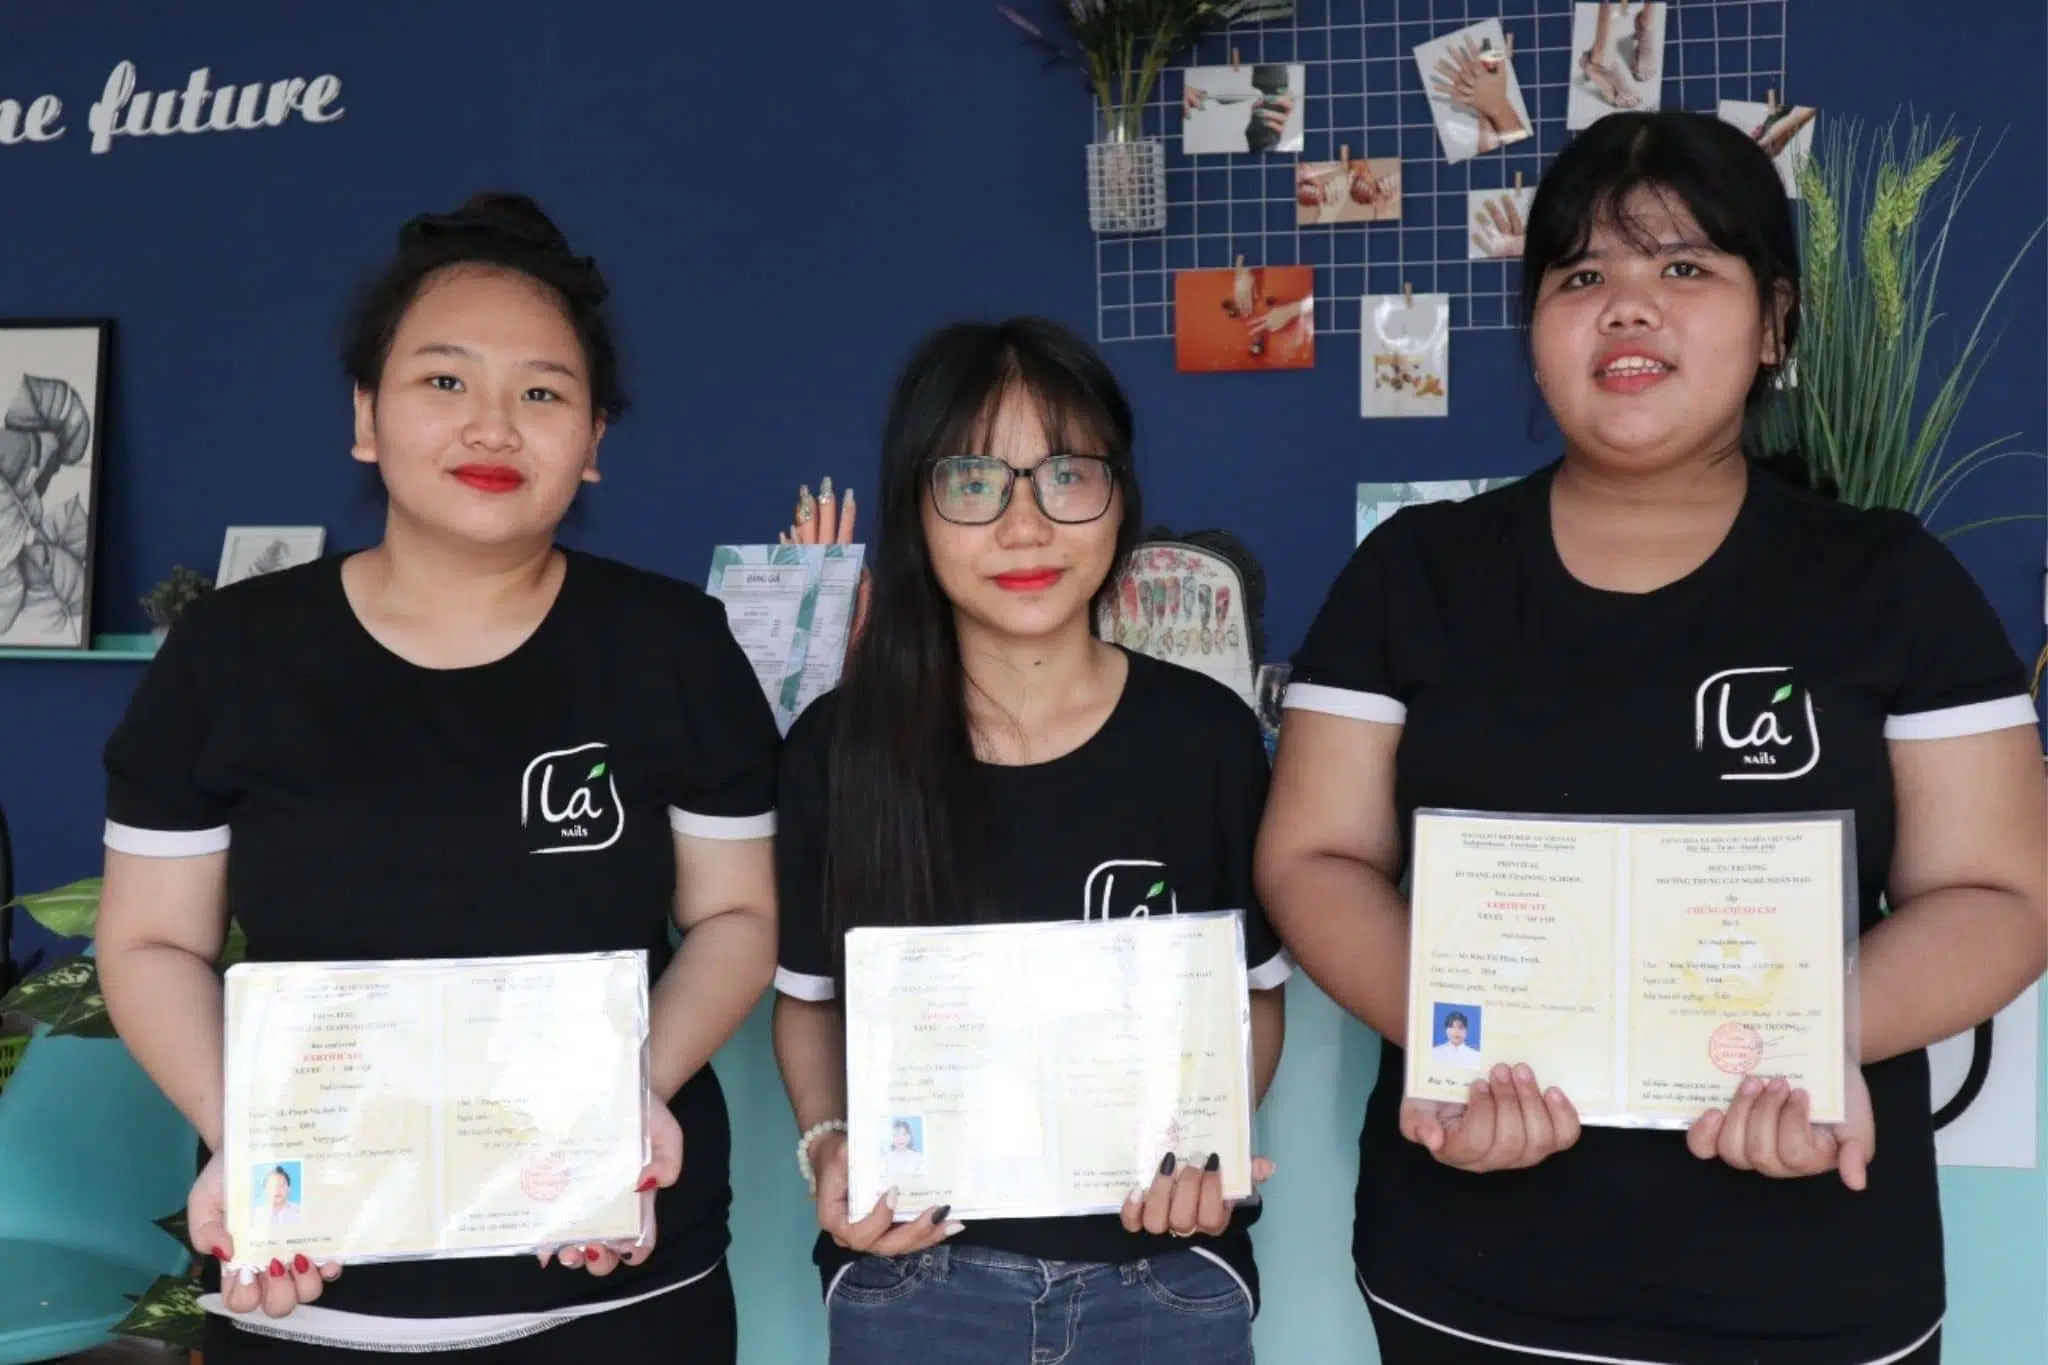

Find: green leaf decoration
<box><xmin>0</xmin><ymin>953</ymin><xmax>116</xmax><ymax>1038</ymax></box>
<box><xmin>1772</xmin><ymin>684</ymin><xmax>1794</xmax><ymax>703</ymax></box>
<box><xmin>153</xmin><ymin>1207</ymin><xmax>191</xmax><ymax>1249</ymax></box>
<box><xmin>5</xmin><ymin>876</ymin><xmax>102</xmax><ymax>939</ymax></box>
<box><xmin>219</xmin><ymin>917</ymin><xmax>249</xmax><ymax>969</ymax></box>
<box><xmin>587</xmin><ymin>762</ymin><xmax>607</xmax><ymax>780</ymax></box>
<box><xmin>112</xmin><ymin>1273</ymin><xmax>205</xmax><ymax>1351</ymax></box>
<box><xmin>1146</xmin><ymin>881</ymin><xmax>1165</xmax><ymax>898</ymax></box>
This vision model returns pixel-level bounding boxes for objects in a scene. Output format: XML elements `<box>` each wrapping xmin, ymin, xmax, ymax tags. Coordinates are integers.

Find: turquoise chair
<box><xmin>0</xmin><ymin>1002</ymin><xmax>197</xmax><ymax>1363</ymax></box>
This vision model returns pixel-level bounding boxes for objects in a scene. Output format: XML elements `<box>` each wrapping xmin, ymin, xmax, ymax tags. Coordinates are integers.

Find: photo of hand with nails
<box><xmin>780</xmin><ymin>476</ymin><xmax>871</xmax><ymax>642</ymax></box>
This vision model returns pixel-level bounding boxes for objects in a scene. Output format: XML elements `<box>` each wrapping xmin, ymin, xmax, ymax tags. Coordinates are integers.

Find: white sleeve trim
<box><xmin>103</xmin><ymin>820</ymin><xmax>229</xmax><ymax>857</ymax></box>
<box><xmin>1247</xmin><ymin>948</ymin><xmax>1294</xmax><ymax>991</ymax></box>
<box><xmin>1280</xmin><ymin>683</ymin><xmax>1407</xmax><ymax>725</ymax></box>
<box><xmin>774</xmin><ymin>966</ymin><xmax>837</xmax><ymax>1001</ymax></box>
<box><xmin>1884</xmin><ymin>695</ymin><xmax>2038</xmax><ymax>741</ymax></box>
<box><xmin>667</xmin><ymin>808</ymin><xmax>776</xmax><ymax>840</ymax></box>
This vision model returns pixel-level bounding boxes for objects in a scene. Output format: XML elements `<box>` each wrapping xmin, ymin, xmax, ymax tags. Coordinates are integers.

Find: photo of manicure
<box><xmin>1467</xmin><ymin>185</ymin><xmax>1534</xmax><ymax>260</ymax></box>
<box><xmin>1360</xmin><ymin>291</ymin><xmax>1450</xmax><ymax>419</ymax></box>
<box><xmin>779</xmin><ymin>476</ymin><xmax>871</xmax><ymax>641</ymax></box>
<box><xmin>1718</xmin><ymin>98</ymin><xmax>1819</xmax><ymax>198</ymax></box>
<box><xmin>1415</xmin><ymin>20</ymin><xmax>1532</xmax><ymax>164</ymax></box>
<box><xmin>1295</xmin><ymin>155</ymin><xmax>1401</xmax><ymax>225</ymax></box>
<box><xmin>1174</xmin><ymin>262</ymin><xmax>1315</xmax><ymax>373</ymax></box>
<box><xmin>1567</xmin><ymin>2</ymin><xmax>1665</xmax><ymax>129</ymax></box>
<box><xmin>1181</xmin><ymin>62</ymin><xmax>1306</xmax><ymax>155</ymax></box>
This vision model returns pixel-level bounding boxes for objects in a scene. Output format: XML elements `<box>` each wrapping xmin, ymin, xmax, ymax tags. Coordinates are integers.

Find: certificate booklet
<box><xmin>1405</xmin><ymin>810</ymin><xmax>1855</xmax><ymax>1128</ymax></box>
<box><xmin>706</xmin><ymin>543</ymin><xmax>864</xmax><ymax>734</ymax></box>
<box><xmin>222</xmin><ymin>952</ymin><xmax>651</xmax><ymax>1266</ymax></box>
<box><xmin>843</xmin><ymin>913</ymin><xmax>1255</xmax><ymax>1221</ymax></box>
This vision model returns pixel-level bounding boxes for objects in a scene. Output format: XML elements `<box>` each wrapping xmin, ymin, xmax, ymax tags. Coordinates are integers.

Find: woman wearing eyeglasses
<box><xmin>769</xmin><ymin>316</ymin><xmax>1292</xmax><ymax>1365</ymax></box>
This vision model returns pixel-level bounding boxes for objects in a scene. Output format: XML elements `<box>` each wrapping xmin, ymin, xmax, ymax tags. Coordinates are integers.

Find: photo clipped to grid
<box><xmin>1093</xmin><ymin>0</ymin><xmax>1790</xmax><ymax>344</ymax></box>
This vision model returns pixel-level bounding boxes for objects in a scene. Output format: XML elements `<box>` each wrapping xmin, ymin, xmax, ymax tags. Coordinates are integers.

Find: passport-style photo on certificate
<box><xmin>842</xmin><ymin>913</ymin><xmax>1256</xmax><ymax>1221</ymax></box>
<box><xmin>220</xmin><ymin>951</ymin><xmax>652</xmax><ymax>1267</ymax></box>
<box><xmin>1404</xmin><ymin>809</ymin><xmax>1856</xmax><ymax>1128</ymax></box>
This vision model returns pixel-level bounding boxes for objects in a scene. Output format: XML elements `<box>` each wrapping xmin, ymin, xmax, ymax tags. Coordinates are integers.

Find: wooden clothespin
<box><xmin>1514</xmin><ymin>170</ymin><xmax>1524</xmax><ymax>190</ymax></box>
<box><xmin>1766</xmin><ymin>88</ymin><xmax>1778</xmax><ymax>113</ymax></box>
<box><xmin>1235</xmin><ymin>253</ymin><xmax>1245</xmax><ymax>270</ymax></box>
<box><xmin>1340</xmin><ymin>143</ymin><xmax>1350</xmax><ymax>168</ymax></box>
<box><xmin>1231</xmin><ymin>47</ymin><xmax>1241</xmax><ymax>71</ymax></box>
<box><xmin>1402</xmin><ymin>281</ymin><xmax>1414</xmax><ymax>307</ymax></box>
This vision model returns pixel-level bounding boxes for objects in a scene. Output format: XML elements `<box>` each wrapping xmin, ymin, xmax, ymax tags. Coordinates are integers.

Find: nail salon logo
<box><xmin>520</xmin><ymin>742</ymin><xmax>624</xmax><ymax>853</ymax></box>
<box><xmin>1693</xmin><ymin>667</ymin><xmax>1819</xmax><ymax>781</ymax></box>
<box><xmin>1082</xmin><ymin>859</ymin><xmax>1179</xmax><ymax>921</ymax></box>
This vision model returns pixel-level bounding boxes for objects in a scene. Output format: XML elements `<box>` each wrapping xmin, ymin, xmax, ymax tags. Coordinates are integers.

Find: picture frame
<box><xmin>0</xmin><ymin>317</ymin><xmax>113</xmax><ymax>651</ymax></box>
<box><xmin>217</xmin><ymin>525</ymin><xmax>327</xmax><ymax>587</ymax></box>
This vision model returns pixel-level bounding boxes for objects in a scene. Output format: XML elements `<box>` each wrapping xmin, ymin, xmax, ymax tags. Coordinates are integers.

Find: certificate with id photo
<box><xmin>842</xmin><ymin>913</ymin><xmax>1256</xmax><ymax>1221</ymax></box>
<box><xmin>1404</xmin><ymin>809</ymin><xmax>1856</xmax><ymax>1128</ymax></box>
<box><xmin>221</xmin><ymin>951</ymin><xmax>653</xmax><ymax>1267</ymax></box>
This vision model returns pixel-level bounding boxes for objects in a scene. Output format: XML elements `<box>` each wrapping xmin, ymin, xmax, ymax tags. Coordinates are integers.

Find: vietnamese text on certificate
<box><xmin>843</xmin><ymin>913</ymin><xmax>1255</xmax><ymax>1222</ymax></box>
<box><xmin>222</xmin><ymin>952</ymin><xmax>650</xmax><ymax>1266</ymax></box>
<box><xmin>1405</xmin><ymin>811</ymin><xmax>1851</xmax><ymax>1128</ymax></box>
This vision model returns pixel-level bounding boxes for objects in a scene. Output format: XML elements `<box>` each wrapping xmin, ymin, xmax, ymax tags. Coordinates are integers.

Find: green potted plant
<box><xmin>140</xmin><ymin>565</ymin><xmax>213</xmax><ymax>643</ymax></box>
<box><xmin>1755</xmin><ymin>109</ymin><xmax>2044</xmax><ymax>531</ymax></box>
<box><xmin>997</xmin><ymin>1</ymin><xmax>1277</xmax><ymax>234</ymax></box>
<box><xmin>1</xmin><ymin>876</ymin><xmax>246</xmax><ymax>1351</ymax></box>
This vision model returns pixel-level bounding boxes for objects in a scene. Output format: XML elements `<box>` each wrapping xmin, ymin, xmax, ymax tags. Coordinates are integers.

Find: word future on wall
<box><xmin>0</xmin><ymin>61</ymin><xmax>343</xmax><ymax>155</ymax></box>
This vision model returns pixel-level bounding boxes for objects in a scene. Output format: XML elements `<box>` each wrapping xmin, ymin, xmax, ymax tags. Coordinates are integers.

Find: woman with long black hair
<box><xmin>771</xmin><ymin>316</ymin><xmax>1292</xmax><ymax>1364</ymax></box>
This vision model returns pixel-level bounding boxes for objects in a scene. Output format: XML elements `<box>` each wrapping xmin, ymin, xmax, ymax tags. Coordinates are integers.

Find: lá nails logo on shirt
<box><xmin>1693</xmin><ymin>667</ymin><xmax>1819</xmax><ymax>781</ymax></box>
<box><xmin>1081</xmin><ymin>860</ymin><xmax>1179</xmax><ymax>920</ymax></box>
<box><xmin>520</xmin><ymin>742</ymin><xmax>624</xmax><ymax>853</ymax></box>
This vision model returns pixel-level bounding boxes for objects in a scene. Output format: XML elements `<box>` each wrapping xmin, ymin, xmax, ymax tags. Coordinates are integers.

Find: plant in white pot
<box><xmin>1755</xmin><ymin>109</ymin><xmax>2044</xmax><ymax>532</ymax></box>
<box><xmin>998</xmin><ymin>0</ymin><xmax>1260</xmax><ymax>235</ymax></box>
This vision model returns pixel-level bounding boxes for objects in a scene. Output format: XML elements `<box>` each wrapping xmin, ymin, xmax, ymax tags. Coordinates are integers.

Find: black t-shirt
<box><xmin>101</xmin><ymin>549</ymin><xmax>782</xmax><ymax>1320</ymax></box>
<box><xmin>774</xmin><ymin>649</ymin><xmax>1293</xmax><ymax>1307</ymax></box>
<box><xmin>1287</xmin><ymin>461</ymin><xmax>2036</xmax><ymax>1365</ymax></box>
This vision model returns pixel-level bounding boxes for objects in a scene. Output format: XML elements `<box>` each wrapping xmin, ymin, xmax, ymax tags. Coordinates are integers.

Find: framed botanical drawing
<box><xmin>0</xmin><ymin>319</ymin><xmax>111</xmax><ymax>650</ymax></box>
<box><xmin>1097</xmin><ymin>527</ymin><xmax>1267</xmax><ymax>710</ymax></box>
<box><xmin>217</xmin><ymin>525</ymin><xmax>327</xmax><ymax>587</ymax></box>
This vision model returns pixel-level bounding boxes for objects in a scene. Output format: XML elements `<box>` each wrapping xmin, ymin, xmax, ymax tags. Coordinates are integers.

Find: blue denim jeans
<box><xmin>825</xmin><ymin>1243</ymin><xmax>1255</xmax><ymax>1365</ymax></box>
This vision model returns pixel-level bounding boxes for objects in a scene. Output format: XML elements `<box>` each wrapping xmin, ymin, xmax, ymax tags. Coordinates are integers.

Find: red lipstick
<box><xmin>993</xmin><ymin>568</ymin><xmax>1063</xmax><ymax>592</ymax></box>
<box><xmin>452</xmin><ymin>464</ymin><xmax>525</xmax><ymax>493</ymax></box>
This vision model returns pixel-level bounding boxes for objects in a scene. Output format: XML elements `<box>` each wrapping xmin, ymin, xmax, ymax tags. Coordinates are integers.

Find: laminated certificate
<box><xmin>222</xmin><ymin>952</ymin><xmax>651</xmax><ymax>1266</ymax></box>
<box><xmin>1405</xmin><ymin>810</ymin><xmax>1856</xmax><ymax>1128</ymax></box>
<box><xmin>706</xmin><ymin>543</ymin><xmax>865</xmax><ymax>734</ymax></box>
<box><xmin>843</xmin><ymin>913</ymin><xmax>1255</xmax><ymax>1221</ymax></box>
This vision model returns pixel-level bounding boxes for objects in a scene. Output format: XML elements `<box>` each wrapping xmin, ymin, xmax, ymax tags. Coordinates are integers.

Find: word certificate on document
<box><xmin>1404</xmin><ymin>811</ymin><xmax>1852</xmax><ymax>1128</ymax></box>
<box><xmin>843</xmin><ymin>913</ymin><xmax>1255</xmax><ymax>1220</ymax></box>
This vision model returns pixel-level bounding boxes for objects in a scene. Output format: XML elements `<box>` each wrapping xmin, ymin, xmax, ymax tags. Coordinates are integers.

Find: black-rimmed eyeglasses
<box><xmin>928</xmin><ymin>455</ymin><xmax>1116</xmax><ymax>526</ymax></box>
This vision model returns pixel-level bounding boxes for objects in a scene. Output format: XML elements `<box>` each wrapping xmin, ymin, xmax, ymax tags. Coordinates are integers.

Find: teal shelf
<box><xmin>0</xmin><ymin>632</ymin><xmax>160</xmax><ymax>662</ymax></box>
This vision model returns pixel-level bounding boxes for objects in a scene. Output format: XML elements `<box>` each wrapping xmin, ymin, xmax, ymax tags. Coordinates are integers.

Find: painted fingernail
<box><xmin>1159</xmin><ymin>1153</ymin><xmax>1176</xmax><ymax>1176</ymax></box>
<box><xmin>884</xmin><ymin>1187</ymin><xmax>900</xmax><ymax>1210</ymax></box>
<box><xmin>636</xmin><ymin>1176</ymin><xmax>658</xmax><ymax>1192</ymax></box>
<box><xmin>585</xmin><ymin>1245</ymin><xmax>604</xmax><ymax>1259</ymax></box>
<box><xmin>212</xmin><ymin>1245</ymin><xmax>230</xmax><ymax>1261</ymax></box>
<box><xmin>929</xmin><ymin>1205</ymin><xmax>951</xmax><ymax>1224</ymax></box>
<box><xmin>237</xmin><ymin>1266</ymin><xmax>256</xmax><ymax>1285</ymax></box>
<box><xmin>293</xmin><ymin>1254</ymin><xmax>310</xmax><ymax>1274</ymax></box>
<box><xmin>943</xmin><ymin>1221</ymin><xmax>965</xmax><ymax>1236</ymax></box>
<box><xmin>1205</xmin><ymin>1152</ymin><xmax>1221</xmax><ymax>1172</ymax></box>
<box><xmin>820</xmin><ymin>476</ymin><xmax>834</xmax><ymax>499</ymax></box>
<box><xmin>268</xmin><ymin>1259</ymin><xmax>285</xmax><ymax>1277</ymax></box>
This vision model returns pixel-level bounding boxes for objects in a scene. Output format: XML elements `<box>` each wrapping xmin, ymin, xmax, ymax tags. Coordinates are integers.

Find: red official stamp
<box><xmin>520</xmin><ymin>1151</ymin><xmax>571</xmax><ymax>1203</ymax></box>
<box><xmin>1708</xmin><ymin>1022</ymin><xmax>1763</xmax><ymax>1075</ymax></box>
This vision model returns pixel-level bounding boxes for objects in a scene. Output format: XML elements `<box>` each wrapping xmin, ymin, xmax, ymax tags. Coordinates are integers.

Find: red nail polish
<box><xmin>636</xmin><ymin>1176</ymin><xmax>658</xmax><ymax>1192</ymax></box>
<box><xmin>586</xmin><ymin>1245</ymin><xmax>603</xmax><ymax>1259</ymax></box>
<box><xmin>212</xmin><ymin>1245</ymin><xmax>230</xmax><ymax>1261</ymax></box>
<box><xmin>269</xmin><ymin>1259</ymin><xmax>285</xmax><ymax>1277</ymax></box>
<box><xmin>294</xmin><ymin>1254</ymin><xmax>310</xmax><ymax>1274</ymax></box>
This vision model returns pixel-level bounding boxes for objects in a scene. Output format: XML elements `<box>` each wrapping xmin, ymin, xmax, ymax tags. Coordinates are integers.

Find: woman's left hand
<box><xmin>541</xmin><ymin>1100</ymin><xmax>685</xmax><ymax>1274</ymax></box>
<box><xmin>1120</xmin><ymin>1152</ymin><xmax>1276</xmax><ymax>1238</ymax></box>
<box><xmin>1686</xmin><ymin>1066</ymin><xmax>1875</xmax><ymax>1191</ymax></box>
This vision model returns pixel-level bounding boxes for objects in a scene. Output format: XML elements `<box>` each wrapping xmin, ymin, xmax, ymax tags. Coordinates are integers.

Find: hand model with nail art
<box><xmin>781</xmin><ymin>476</ymin><xmax>872</xmax><ymax>646</ymax></box>
<box><xmin>1119</xmin><ymin>1148</ymin><xmax>1278</xmax><ymax>1240</ymax></box>
<box><xmin>535</xmin><ymin>1100</ymin><xmax>685</xmax><ymax>1277</ymax></box>
<box><xmin>807</xmin><ymin>1127</ymin><xmax>964</xmax><ymax>1260</ymax></box>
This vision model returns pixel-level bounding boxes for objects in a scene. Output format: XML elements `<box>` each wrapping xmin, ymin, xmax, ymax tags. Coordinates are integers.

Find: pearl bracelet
<box><xmin>797</xmin><ymin>1118</ymin><xmax>847</xmax><ymax>1194</ymax></box>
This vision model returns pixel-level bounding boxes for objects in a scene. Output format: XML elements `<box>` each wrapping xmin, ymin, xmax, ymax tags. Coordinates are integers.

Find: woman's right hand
<box><xmin>1399</xmin><ymin>1064</ymin><xmax>1582</xmax><ymax>1173</ymax></box>
<box><xmin>811</xmin><ymin>1129</ymin><xmax>962</xmax><ymax>1257</ymax></box>
<box><xmin>190</xmin><ymin>1150</ymin><xmax>341</xmax><ymax>1317</ymax></box>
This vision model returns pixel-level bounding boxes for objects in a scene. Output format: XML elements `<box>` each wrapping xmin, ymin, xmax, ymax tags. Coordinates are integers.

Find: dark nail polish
<box><xmin>1159</xmin><ymin>1153</ymin><xmax>1176</xmax><ymax>1176</ymax></box>
<box><xmin>293</xmin><ymin>1254</ymin><xmax>310</xmax><ymax>1274</ymax></box>
<box><xmin>1205</xmin><ymin>1152</ymin><xmax>1221</xmax><ymax>1172</ymax></box>
<box><xmin>929</xmin><ymin>1205</ymin><xmax>951</xmax><ymax>1224</ymax></box>
<box><xmin>268</xmin><ymin>1259</ymin><xmax>285</xmax><ymax>1277</ymax></box>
